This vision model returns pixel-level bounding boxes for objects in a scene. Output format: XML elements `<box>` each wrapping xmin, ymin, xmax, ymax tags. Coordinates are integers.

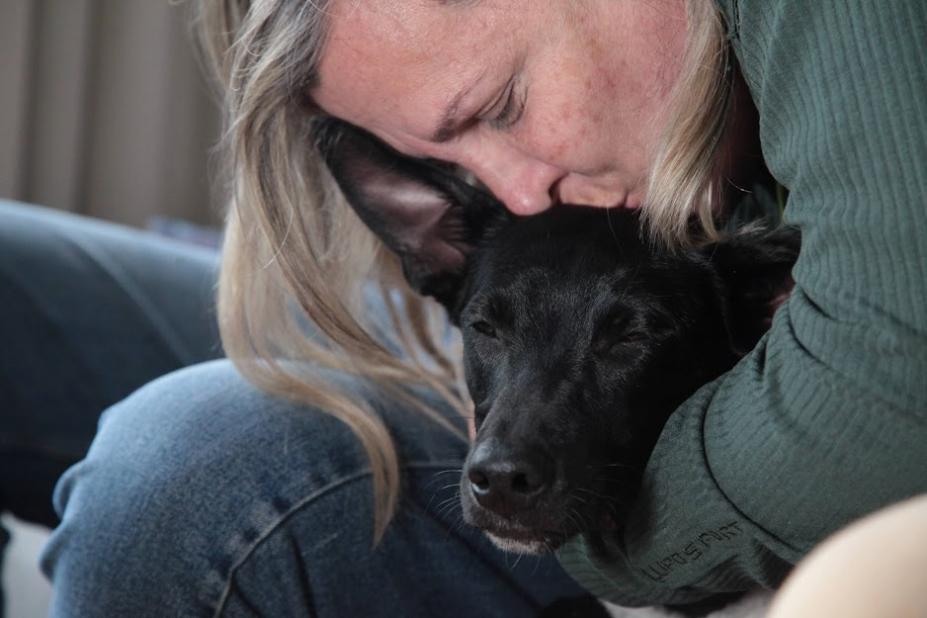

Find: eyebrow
<box><xmin>429</xmin><ymin>73</ymin><xmax>484</xmax><ymax>143</ymax></box>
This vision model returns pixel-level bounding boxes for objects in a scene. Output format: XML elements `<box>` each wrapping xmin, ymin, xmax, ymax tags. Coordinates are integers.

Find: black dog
<box><xmin>317</xmin><ymin>119</ymin><xmax>798</xmax><ymax>557</ymax></box>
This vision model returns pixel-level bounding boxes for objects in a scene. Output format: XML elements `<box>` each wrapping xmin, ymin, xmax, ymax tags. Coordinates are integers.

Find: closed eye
<box><xmin>481</xmin><ymin>73</ymin><xmax>527</xmax><ymax>131</ymax></box>
<box><xmin>592</xmin><ymin>315</ymin><xmax>649</xmax><ymax>356</ymax></box>
<box><xmin>489</xmin><ymin>83</ymin><xmax>526</xmax><ymax>130</ymax></box>
<box><xmin>470</xmin><ymin>320</ymin><xmax>498</xmax><ymax>339</ymax></box>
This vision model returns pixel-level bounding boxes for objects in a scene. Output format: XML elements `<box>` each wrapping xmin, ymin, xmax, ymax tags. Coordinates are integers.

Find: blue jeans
<box><xmin>0</xmin><ymin>201</ymin><xmax>587</xmax><ymax>616</ymax></box>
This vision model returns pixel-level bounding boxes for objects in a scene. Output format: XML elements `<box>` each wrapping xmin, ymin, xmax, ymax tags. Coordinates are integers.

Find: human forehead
<box><xmin>318</xmin><ymin>0</ymin><xmax>521</xmax><ymax>87</ymax></box>
<box><xmin>314</xmin><ymin>0</ymin><xmax>522</xmax><ymax>143</ymax></box>
<box><xmin>325</xmin><ymin>0</ymin><xmax>519</xmax><ymax>45</ymax></box>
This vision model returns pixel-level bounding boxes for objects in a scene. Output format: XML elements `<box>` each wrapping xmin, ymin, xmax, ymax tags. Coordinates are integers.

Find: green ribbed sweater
<box><xmin>557</xmin><ymin>0</ymin><xmax>927</xmax><ymax>606</ymax></box>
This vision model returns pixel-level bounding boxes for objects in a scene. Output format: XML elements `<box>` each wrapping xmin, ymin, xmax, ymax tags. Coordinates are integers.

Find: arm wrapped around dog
<box><xmin>556</xmin><ymin>0</ymin><xmax>927</xmax><ymax>606</ymax></box>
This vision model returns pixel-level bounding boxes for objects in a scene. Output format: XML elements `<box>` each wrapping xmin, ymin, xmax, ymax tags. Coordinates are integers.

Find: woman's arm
<box><xmin>768</xmin><ymin>494</ymin><xmax>927</xmax><ymax>617</ymax></box>
<box><xmin>558</xmin><ymin>0</ymin><xmax>927</xmax><ymax>605</ymax></box>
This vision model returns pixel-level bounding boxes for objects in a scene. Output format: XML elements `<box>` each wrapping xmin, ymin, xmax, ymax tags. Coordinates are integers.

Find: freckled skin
<box><xmin>313</xmin><ymin>0</ymin><xmax>689</xmax><ymax>214</ymax></box>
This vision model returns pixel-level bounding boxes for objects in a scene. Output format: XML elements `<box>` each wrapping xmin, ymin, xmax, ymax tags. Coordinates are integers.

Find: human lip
<box><xmin>560</xmin><ymin>197</ymin><xmax>627</xmax><ymax>209</ymax></box>
<box><xmin>580</xmin><ymin>191</ymin><xmax>637</xmax><ymax>210</ymax></box>
<box><xmin>573</xmin><ymin>199</ymin><xmax>635</xmax><ymax>209</ymax></box>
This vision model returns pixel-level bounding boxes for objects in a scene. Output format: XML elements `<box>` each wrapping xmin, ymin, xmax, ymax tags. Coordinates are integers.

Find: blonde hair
<box><xmin>194</xmin><ymin>0</ymin><xmax>731</xmax><ymax>542</ymax></box>
<box><xmin>643</xmin><ymin>0</ymin><xmax>732</xmax><ymax>248</ymax></box>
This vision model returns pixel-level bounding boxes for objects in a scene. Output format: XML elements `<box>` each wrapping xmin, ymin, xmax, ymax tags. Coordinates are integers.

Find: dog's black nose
<box><xmin>466</xmin><ymin>440</ymin><xmax>553</xmax><ymax>516</ymax></box>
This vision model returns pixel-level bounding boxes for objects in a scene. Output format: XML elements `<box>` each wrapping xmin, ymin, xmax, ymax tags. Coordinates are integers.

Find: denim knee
<box><xmin>40</xmin><ymin>359</ymin><xmax>468</xmax><ymax>617</ymax></box>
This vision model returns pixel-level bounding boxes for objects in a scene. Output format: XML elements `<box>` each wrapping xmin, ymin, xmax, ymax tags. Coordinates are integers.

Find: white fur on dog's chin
<box><xmin>485</xmin><ymin>532</ymin><xmax>549</xmax><ymax>555</ymax></box>
<box><xmin>602</xmin><ymin>590</ymin><xmax>772</xmax><ymax>618</ymax></box>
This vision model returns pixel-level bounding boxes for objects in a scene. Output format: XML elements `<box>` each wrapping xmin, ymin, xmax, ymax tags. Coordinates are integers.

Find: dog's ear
<box><xmin>704</xmin><ymin>225</ymin><xmax>801</xmax><ymax>353</ymax></box>
<box><xmin>315</xmin><ymin>118</ymin><xmax>505</xmax><ymax>313</ymax></box>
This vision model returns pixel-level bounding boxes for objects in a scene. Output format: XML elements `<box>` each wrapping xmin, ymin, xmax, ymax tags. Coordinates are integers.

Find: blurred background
<box><xmin>0</xmin><ymin>0</ymin><xmax>222</xmax><ymax>229</ymax></box>
<box><xmin>1</xmin><ymin>2</ymin><xmax>222</xmax><ymax>616</ymax></box>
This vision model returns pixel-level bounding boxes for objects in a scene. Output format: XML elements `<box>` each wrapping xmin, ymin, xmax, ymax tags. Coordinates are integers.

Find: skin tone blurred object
<box><xmin>768</xmin><ymin>494</ymin><xmax>927</xmax><ymax>618</ymax></box>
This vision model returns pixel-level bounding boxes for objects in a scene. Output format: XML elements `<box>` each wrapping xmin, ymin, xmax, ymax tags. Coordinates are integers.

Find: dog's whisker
<box><xmin>564</xmin><ymin>511</ymin><xmax>580</xmax><ymax>534</ymax></box>
<box><xmin>433</xmin><ymin>496</ymin><xmax>454</xmax><ymax>512</ymax></box>
<box><xmin>564</xmin><ymin>508</ymin><xmax>586</xmax><ymax>536</ymax></box>
<box><xmin>452</xmin><ymin>516</ymin><xmax>468</xmax><ymax>535</ymax></box>
<box><xmin>440</xmin><ymin>513</ymin><xmax>469</xmax><ymax>541</ymax></box>
<box><xmin>423</xmin><ymin>492</ymin><xmax>441</xmax><ymax>512</ymax></box>
<box><xmin>423</xmin><ymin>468</ymin><xmax>463</xmax><ymax>485</ymax></box>
<box><xmin>588</xmin><ymin>461</ymin><xmax>635</xmax><ymax>470</ymax></box>
<box><xmin>569</xmin><ymin>492</ymin><xmax>589</xmax><ymax>506</ymax></box>
<box><xmin>541</xmin><ymin>539</ymin><xmax>555</xmax><ymax>559</ymax></box>
<box><xmin>421</xmin><ymin>468</ymin><xmax>463</xmax><ymax>491</ymax></box>
<box><xmin>575</xmin><ymin>509</ymin><xmax>592</xmax><ymax>533</ymax></box>
<box><xmin>531</xmin><ymin>554</ymin><xmax>546</xmax><ymax>576</ymax></box>
<box><xmin>433</xmin><ymin>495</ymin><xmax>461</xmax><ymax>519</ymax></box>
<box><xmin>436</xmin><ymin>502</ymin><xmax>459</xmax><ymax>519</ymax></box>
<box><xmin>434</xmin><ymin>492</ymin><xmax>458</xmax><ymax>505</ymax></box>
<box><xmin>591</xmin><ymin>475</ymin><xmax>633</xmax><ymax>488</ymax></box>
<box><xmin>574</xmin><ymin>487</ymin><xmax>611</xmax><ymax>502</ymax></box>
<box><xmin>433</xmin><ymin>468</ymin><xmax>464</xmax><ymax>476</ymax></box>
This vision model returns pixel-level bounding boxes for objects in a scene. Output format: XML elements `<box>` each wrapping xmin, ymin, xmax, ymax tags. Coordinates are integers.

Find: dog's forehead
<box><xmin>471</xmin><ymin>208</ymin><xmax>653</xmax><ymax>291</ymax></box>
<box><xmin>460</xmin><ymin>207</ymin><xmax>714</xmax><ymax>326</ymax></box>
<box><xmin>464</xmin><ymin>249</ymin><xmax>658</xmax><ymax>333</ymax></box>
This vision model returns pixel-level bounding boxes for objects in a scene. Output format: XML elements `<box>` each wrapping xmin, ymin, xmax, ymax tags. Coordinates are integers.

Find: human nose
<box><xmin>458</xmin><ymin>145</ymin><xmax>566</xmax><ymax>216</ymax></box>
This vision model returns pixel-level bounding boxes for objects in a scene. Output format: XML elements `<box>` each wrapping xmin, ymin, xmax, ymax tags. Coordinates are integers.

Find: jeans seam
<box><xmin>211</xmin><ymin>460</ymin><xmax>464</xmax><ymax>617</ymax></box>
<box><xmin>0</xmin><ymin>272</ymin><xmax>110</xmax><ymax>444</ymax></box>
<box><xmin>60</xmin><ymin>228</ymin><xmax>197</xmax><ymax>366</ymax></box>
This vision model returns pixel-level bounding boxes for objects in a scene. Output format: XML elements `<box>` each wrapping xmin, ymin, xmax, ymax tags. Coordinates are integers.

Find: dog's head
<box><xmin>317</xmin><ymin>119</ymin><xmax>799</xmax><ymax>554</ymax></box>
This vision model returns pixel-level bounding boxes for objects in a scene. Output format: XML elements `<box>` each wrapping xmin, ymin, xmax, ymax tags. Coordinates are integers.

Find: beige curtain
<box><xmin>0</xmin><ymin>0</ymin><xmax>221</xmax><ymax>227</ymax></box>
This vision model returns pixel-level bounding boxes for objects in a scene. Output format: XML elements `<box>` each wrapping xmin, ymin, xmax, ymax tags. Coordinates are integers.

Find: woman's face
<box><xmin>313</xmin><ymin>0</ymin><xmax>688</xmax><ymax>215</ymax></box>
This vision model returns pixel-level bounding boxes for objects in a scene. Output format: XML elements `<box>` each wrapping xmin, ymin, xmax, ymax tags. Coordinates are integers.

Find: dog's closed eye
<box><xmin>465</xmin><ymin>294</ymin><xmax>514</xmax><ymax>341</ymax></box>
<box><xmin>593</xmin><ymin>315</ymin><xmax>638</xmax><ymax>357</ymax></box>
<box><xmin>592</xmin><ymin>311</ymin><xmax>657</xmax><ymax>355</ymax></box>
<box><xmin>470</xmin><ymin>320</ymin><xmax>498</xmax><ymax>339</ymax></box>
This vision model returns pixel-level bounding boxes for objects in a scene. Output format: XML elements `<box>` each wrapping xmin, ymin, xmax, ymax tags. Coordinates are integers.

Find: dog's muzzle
<box><xmin>465</xmin><ymin>438</ymin><xmax>554</xmax><ymax>517</ymax></box>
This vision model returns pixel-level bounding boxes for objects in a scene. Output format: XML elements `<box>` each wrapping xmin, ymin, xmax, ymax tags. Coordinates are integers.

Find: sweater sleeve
<box><xmin>557</xmin><ymin>0</ymin><xmax>927</xmax><ymax>606</ymax></box>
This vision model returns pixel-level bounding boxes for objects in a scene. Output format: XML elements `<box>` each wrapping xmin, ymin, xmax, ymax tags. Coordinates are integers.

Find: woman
<box><xmin>26</xmin><ymin>0</ymin><xmax>926</xmax><ymax>615</ymax></box>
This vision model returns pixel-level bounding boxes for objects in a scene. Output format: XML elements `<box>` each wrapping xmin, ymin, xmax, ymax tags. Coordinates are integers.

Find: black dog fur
<box><xmin>316</xmin><ymin>119</ymin><xmax>799</xmax><ymax>560</ymax></box>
